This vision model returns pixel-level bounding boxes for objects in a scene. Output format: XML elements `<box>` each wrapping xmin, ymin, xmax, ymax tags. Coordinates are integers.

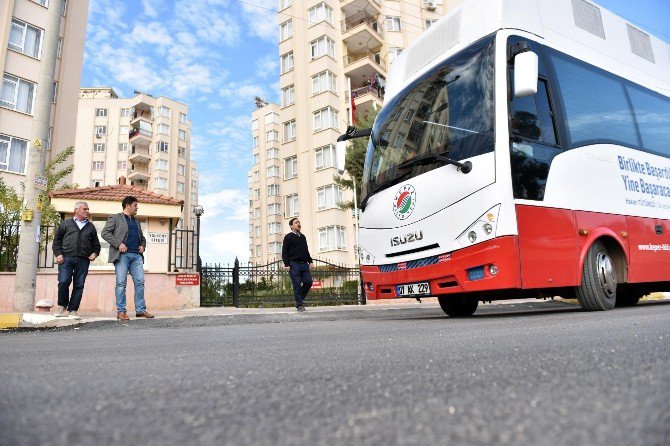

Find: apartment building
<box><xmin>0</xmin><ymin>0</ymin><xmax>89</xmax><ymax>191</ymax></box>
<box><xmin>249</xmin><ymin>0</ymin><xmax>460</xmax><ymax>264</ymax></box>
<box><xmin>74</xmin><ymin>88</ymin><xmax>198</xmax><ymax>227</ymax></box>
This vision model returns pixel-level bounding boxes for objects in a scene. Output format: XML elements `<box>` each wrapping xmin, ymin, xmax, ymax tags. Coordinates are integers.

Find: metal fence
<box><xmin>169</xmin><ymin>228</ymin><xmax>197</xmax><ymax>272</ymax></box>
<box><xmin>201</xmin><ymin>258</ymin><xmax>362</xmax><ymax>308</ymax></box>
<box><xmin>0</xmin><ymin>222</ymin><xmax>57</xmax><ymax>272</ymax></box>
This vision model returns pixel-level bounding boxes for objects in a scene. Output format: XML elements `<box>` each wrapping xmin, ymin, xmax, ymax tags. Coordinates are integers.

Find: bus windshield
<box><xmin>361</xmin><ymin>36</ymin><xmax>495</xmax><ymax>202</ymax></box>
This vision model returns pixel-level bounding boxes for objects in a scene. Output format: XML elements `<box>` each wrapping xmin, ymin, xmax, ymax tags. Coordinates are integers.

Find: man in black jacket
<box><xmin>282</xmin><ymin>218</ymin><xmax>313</xmax><ymax>311</ymax></box>
<box><xmin>52</xmin><ymin>202</ymin><xmax>101</xmax><ymax>319</ymax></box>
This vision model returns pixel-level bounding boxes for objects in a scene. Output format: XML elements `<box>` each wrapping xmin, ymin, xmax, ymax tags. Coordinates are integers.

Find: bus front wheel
<box><xmin>438</xmin><ymin>295</ymin><xmax>479</xmax><ymax>317</ymax></box>
<box><xmin>576</xmin><ymin>241</ymin><xmax>617</xmax><ymax>311</ymax></box>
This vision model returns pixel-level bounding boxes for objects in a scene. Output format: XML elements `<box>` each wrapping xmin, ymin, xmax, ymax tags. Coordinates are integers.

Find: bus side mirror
<box><xmin>336</xmin><ymin>140</ymin><xmax>347</xmax><ymax>175</ymax></box>
<box><xmin>514</xmin><ymin>51</ymin><xmax>538</xmax><ymax>97</ymax></box>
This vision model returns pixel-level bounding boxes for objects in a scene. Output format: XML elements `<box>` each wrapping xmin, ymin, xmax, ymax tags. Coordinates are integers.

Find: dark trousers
<box><xmin>289</xmin><ymin>261</ymin><xmax>313</xmax><ymax>307</ymax></box>
<box><xmin>57</xmin><ymin>256</ymin><xmax>91</xmax><ymax>311</ymax></box>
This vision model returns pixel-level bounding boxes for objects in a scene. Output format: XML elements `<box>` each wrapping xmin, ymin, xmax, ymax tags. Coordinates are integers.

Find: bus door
<box><xmin>625</xmin><ymin>217</ymin><xmax>670</xmax><ymax>283</ymax></box>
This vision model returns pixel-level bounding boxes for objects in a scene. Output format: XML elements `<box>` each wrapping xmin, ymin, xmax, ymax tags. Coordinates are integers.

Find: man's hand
<box><xmin>119</xmin><ymin>243</ymin><xmax>127</xmax><ymax>253</ymax></box>
<box><xmin>55</xmin><ymin>255</ymin><xmax>64</xmax><ymax>264</ymax></box>
<box><xmin>88</xmin><ymin>253</ymin><xmax>97</xmax><ymax>261</ymax></box>
<box><xmin>138</xmin><ymin>246</ymin><xmax>145</xmax><ymax>254</ymax></box>
<box><xmin>308</xmin><ymin>263</ymin><xmax>312</xmax><ymax>269</ymax></box>
<box><xmin>284</xmin><ymin>266</ymin><xmax>290</xmax><ymax>270</ymax></box>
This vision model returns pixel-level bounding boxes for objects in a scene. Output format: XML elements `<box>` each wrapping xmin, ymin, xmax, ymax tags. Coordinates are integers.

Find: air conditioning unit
<box><xmin>426</xmin><ymin>1</ymin><xmax>436</xmax><ymax>10</ymax></box>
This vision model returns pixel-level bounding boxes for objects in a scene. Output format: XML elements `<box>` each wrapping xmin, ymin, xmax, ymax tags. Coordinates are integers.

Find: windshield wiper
<box><xmin>360</xmin><ymin>170</ymin><xmax>412</xmax><ymax>211</ymax></box>
<box><xmin>398</xmin><ymin>153</ymin><xmax>472</xmax><ymax>174</ymax></box>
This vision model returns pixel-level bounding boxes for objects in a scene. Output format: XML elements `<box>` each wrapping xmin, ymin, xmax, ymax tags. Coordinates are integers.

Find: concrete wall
<box><xmin>0</xmin><ymin>271</ymin><xmax>200</xmax><ymax>314</ymax></box>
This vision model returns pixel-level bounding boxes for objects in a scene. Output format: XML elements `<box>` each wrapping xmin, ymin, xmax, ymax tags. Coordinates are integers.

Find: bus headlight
<box><xmin>489</xmin><ymin>264</ymin><xmax>499</xmax><ymax>276</ymax></box>
<box><xmin>456</xmin><ymin>205</ymin><xmax>501</xmax><ymax>247</ymax></box>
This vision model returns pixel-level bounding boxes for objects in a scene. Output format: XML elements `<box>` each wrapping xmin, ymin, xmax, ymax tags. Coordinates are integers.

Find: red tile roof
<box><xmin>49</xmin><ymin>185</ymin><xmax>184</xmax><ymax>207</ymax></box>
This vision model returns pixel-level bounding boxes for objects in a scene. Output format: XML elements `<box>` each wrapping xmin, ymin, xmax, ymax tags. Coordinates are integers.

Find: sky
<box><xmin>79</xmin><ymin>0</ymin><xmax>670</xmax><ymax>266</ymax></box>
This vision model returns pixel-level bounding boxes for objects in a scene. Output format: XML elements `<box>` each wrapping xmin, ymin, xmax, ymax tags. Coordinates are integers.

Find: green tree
<box><xmin>0</xmin><ymin>177</ymin><xmax>22</xmax><ymax>225</ymax></box>
<box><xmin>42</xmin><ymin>146</ymin><xmax>78</xmax><ymax>227</ymax></box>
<box><xmin>333</xmin><ymin>109</ymin><xmax>377</xmax><ymax>209</ymax></box>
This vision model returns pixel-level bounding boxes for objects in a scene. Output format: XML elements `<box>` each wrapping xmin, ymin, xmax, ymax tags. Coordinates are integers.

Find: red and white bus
<box><xmin>337</xmin><ymin>0</ymin><xmax>670</xmax><ymax>316</ymax></box>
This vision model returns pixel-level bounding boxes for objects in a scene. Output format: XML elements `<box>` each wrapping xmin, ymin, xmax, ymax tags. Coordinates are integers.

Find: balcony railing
<box><xmin>129</xmin><ymin>127</ymin><xmax>153</xmax><ymax>139</ymax></box>
<box><xmin>343</xmin><ymin>49</ymin><xmax>386</xmax><ymax>70</ymax></box>
<box><xmin>346</xmin><ymin>84</ymin><xmax>384</xmax><ymax>102</ymax></box>
<box><xmin>341</xmin><ymin>17</ymin><xmax>383</xmax><ymax>37</ymax></box>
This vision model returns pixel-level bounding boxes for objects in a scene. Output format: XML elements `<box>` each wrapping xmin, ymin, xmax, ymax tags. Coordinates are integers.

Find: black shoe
<box><xmin>297</xmin><ymin>306</ymin><xmax>306</xmax><ymax>312</ymax></box>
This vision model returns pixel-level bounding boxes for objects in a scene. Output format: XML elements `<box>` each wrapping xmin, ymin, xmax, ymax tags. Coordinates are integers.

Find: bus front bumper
<box><xmin>360</xmin><ymin>236</ymin><xmax>521</xmax><ymax>300</ymax></box>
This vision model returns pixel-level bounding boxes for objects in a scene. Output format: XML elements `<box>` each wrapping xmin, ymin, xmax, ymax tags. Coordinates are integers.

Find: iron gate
<box><xmin>201</xmin><ymin>258</ymin><xmax>361</xmax><ymax>307</ymax></box>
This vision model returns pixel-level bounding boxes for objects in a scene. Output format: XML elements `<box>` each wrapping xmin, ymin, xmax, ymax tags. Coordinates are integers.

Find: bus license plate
<box><xmin>396</xmin><ymin>282</ymin><xmax>431</xmax><ymax>297</ymax></box>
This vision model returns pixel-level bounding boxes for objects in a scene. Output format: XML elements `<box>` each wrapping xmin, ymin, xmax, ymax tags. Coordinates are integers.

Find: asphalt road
<box><xmin>1</xmin><ymin>300</ymin><xmax>669</xmax><ymax>446</ymax></box>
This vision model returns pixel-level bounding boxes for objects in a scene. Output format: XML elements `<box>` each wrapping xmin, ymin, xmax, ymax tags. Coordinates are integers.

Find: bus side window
<box><xmin>510</xmin><ymin>79</ymin><xmax>557</xmax><ymax>146</ymax></box>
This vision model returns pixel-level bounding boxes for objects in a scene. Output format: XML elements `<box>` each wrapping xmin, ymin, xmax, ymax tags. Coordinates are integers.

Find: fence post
<box><xmin>233</xmin><ymin>257</ymin><xmax>240</xmax><ymax>308</ymax></box>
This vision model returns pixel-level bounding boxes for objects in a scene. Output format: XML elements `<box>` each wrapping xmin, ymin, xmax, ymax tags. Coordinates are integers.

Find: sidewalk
<box><xmin>2</xmin><ymin>293</ymin><xmax>668</xmax><ymax>330</ymax></box>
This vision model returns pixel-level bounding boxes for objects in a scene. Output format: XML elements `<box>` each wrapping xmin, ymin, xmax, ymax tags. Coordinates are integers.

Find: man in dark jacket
<box><xmin>282</xmin><ymin>218</ymin><xmax>313</xmax><ymax>311</ymax></box>
<box><xmin>52</xmin><ymin>201</ymin><xmax>101</xmax><ymax>319</ymax></box>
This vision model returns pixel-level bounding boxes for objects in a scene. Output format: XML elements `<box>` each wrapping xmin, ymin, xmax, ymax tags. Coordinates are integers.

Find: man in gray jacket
<box><xmin>52</xmin><ymin>201</ymin><xmax>100</xmax><ymax>320</ymax></box>
<box><xmin>101</xmin><ymin>196</ymin><xmax>154</xmax><ymax>320</ymax></box>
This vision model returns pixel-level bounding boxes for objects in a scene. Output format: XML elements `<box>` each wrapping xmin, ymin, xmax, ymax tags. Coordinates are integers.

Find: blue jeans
<box><xmin>114</xmin><ymin>253</ymin><xmax>146</xmax><ymax>313</ymax></box>
<box><xmin>57</xmin><ymin>256</ymin><xmax>90</xmax><ymax>311</ymax></box>
<box><xmin>289</xmin><ymin>261</ymin><xmax>313</xmax><ymax>307</ymax></box>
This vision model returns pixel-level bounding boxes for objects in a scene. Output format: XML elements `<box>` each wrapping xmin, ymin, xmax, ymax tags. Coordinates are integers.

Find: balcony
<box><xmin>129</xmin><ymin>122</ymin><xmax>153</xmax><ymax>147</ymax></box>
<box><xmin>128</xmin><ymin>163</ymin><xmax>150</xmax><ymax>182</ymax></box>
<box><xmin>341</xmin><ymin>0</ymin><xmax>381</xmax><ymax>21</ymax></box>
<box><xmin>128</xmin><ymin>145</ymin><xmax>151</xmax><ymax>164</ymax></box>
<box><xmin>346</xmin><ymin>84</ymin><xmax>384</xmax><ymax>121</ymax></box>
<box><xmin>341</xmin><ymin>14</ymin><xmax>383</xmax><ymax>52</ymax></box>
<box><xmin>343</xmin><ymin>49</ymin><xmax>386</xmax><ymax>87</ymax></box>
<box><xmin>131</xmin><ymin>102</ymin><xmax>154</xmax><ymax>124</ymax></box>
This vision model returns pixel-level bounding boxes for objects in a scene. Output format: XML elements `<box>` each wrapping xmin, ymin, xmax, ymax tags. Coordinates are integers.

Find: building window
<box><xmin>93</xmin><ymin>143</ymin><xmax>105</xmax><ymax>152</ymax></box>
<box><xmin>94</xmin><ymin>125</ymin><xmax>106</xmax><ymax>137</ymax></box>
<box><xmin>120</xmin><ymin>108</ymin><xmax>131</xmax><ymax>118</ymax></box>
<box><xmin>265</xmin><ymin>112</ymin><xmax>279</xmax><ymax>125</ymax></box>
<box><xmin>256</xmin><ymin>245</ymin><xmax>262</xmax><ymax>257</ymax></box>
<box><xmin>279</xmin><ymin>19</ymin><xmax>292</xmax><ymax>41</ymax></box>
<box><xmin>1</xmin><ymin>74</ymin><xmax>36</xmax><ymax>114</ymax></box>
<box><xmin>254</xmin><ymin>208</ymin><xmax>261</xmax><ymax>219</ymax></box>
<box><xmin>117</xmin><ymin>161</ymin><xmax>127</xmax><ymax>170</ymax></box>
<box><xmin>179</xmin><ymin>130</ymin><xmax>187</xmax><ymax>141</ymax></box>
<box><xmin>252</xmin><ymin>171</ymin><xmax>260</xmax><ymax>182</ymax></box>
<box><xmin>92</xmin><ymin>161</ymin><xmax>104</xmax><ymax>170</ymax></box>
<box><xmin>118</xmin><ymin>143</ymin><xmax>128</xmax><ymax>152</ymax></box>
<box><xmin>192</xmin><ymin>167</ymin><xmax>197</xmax><ymax>176</ymax></box>
<box><xmin>313</xmin><ymin>107</ymin><xmax>339</xmax><ymax>132</ymax></box>
<box><xmin>280</xmin><ymin>52</ymin><xmax>294</xmax><ymax>74</ymax></box>
<box><xmin>279</xmin><ymin>0</ymin><xmax>291</xmax><ymax>10</ymax></box>
<box><xmin>387</xmin><ymin>47</ymin><xmax>403</xmax><ymax>64</ymax></box>
<box><xmin>311</xmin><ymin>70</ymin><xmax>337</xmax><ymax>96</ymax></box>
<box><xmin>255</xmin><ymin>226</ymin><xmax>261</xmax><ymax>237</ymax></box>
<box><xmin>154</xmin><ymin>177</ymin><xmax>168</xmax><ymax>189</ymax></box>
<box><xmin>284</xmin><ymin>156</ymin><xmax>297</xmax><ymax>179</ymax></box>
<box><xmin>267</xmin><ymin>148</ymin><xmax>279</xmax><ymax>159</ymax></box>
<box><xmin>283</xmin><ymin>120</ymin><xmax>296</xmax><ymax>142</ymax></box>
<box><xmin>426</xmin><ymin>19</ymin><xmax>438</xmax><ymax>29</ymax></box>
<box><xmin>8</xmin><ymin>19</ymin><xmax>43</xmax><ymax>59</ymax></box>
<box><xmin>318</xmin><ymin>225</ymin><xmax>346</xmax><ymax>251</ymax></box>
<box><xmin>179</xmin><ymin>112</ymin><xmax>188</xmax><ymax>124</ymax></box>
<box><xmin>268</xmin><ymin>184</ymin><xmax>280</xmax><ymax>196</ymax></box>
<box><xmin>95</xmin><ymin>108</ymin><xmax>107</xmax><ymax>117</ymax></box>
<box><xmin>57</xmin><ymin>37</ymin><xmax>62</xmax><ymax>58</ymax></box>
<box><xmin>154</xmin><ymin>159</ymin><xmax>168</xmax><ymax>171</ymax></box>
<box><xmin>281</xmin><ymin>85</ymin><xmax>295</xmax><ymax>107</ymax></box>
<box><xmin>266</xmin><ymin>130</ymin><xmax>279</xmax><ymax>142</ymax></box>
<box><xmin>255</xmin><ymin>189</ymin><xmax>261</xmax><ymax>200</ymax></box>
<box><xmin>191</xmin><ymin>179</ymin><xmax>197</xmax><ymax>189</ymax></box>
<box><xmin>308</xmin><ymin>3</ymin><xmax>333</xmax><ymax>25</ymax></box>
<box><xmin>268</xmin><ymin>203</ymin><xmax>281</xmax><ymax>215</ymax></box>
<box><xmin>251</xmin><ymin>119</ymin><xmax>259</xmax><ymax>131</ymax></box>
<box><xmin>285</xmin><ymin>194</ymin><xmax>299</xmax><ymax>217</ymax></box>
<box><xmin>178</xmin><ymin>146</ymin><xmax>187</xmax><ymax>158</ymax></box>
<box><xmin>0</xmin><ymin>134</ymin><xmax>28</xmax><ymax>174</ymax></box>
<box><xmin>91</xmin><ymin>179</ymin><xmax>102</xmax><ymax>187</ymax></box>
<box><xmin>177</xmin><ymin>182</ymin><xmax>185</xmax><ymax>193</ymax></box>
<box><xmin>315</xmin><ymin>144</ymin><xmax>336</xmax><ymax>170</ymax></box>
<box><xmin>156</xmin><ymin>141</ymin><xmax>169</xmax><ymax>153</ymax></box>
<box><xmin>267</xmin><ymin>165</ymin><xmax>280</xmax><ymax>177</ymax></box>
<box><xmin>316</xmin><ymin>184</ymin><xmax>343</xmax><ymax>210</ymax></box>
<box><xmin>253</xmin><ymin>136</ymin><xmax>259</xmax><ymax>147</ymax></box>
<box><xmin>310</xmin><ymin>36</ymin><xmax>335</xmax><ymax>59</ymax></box>
<box><xmin>386</xmin><ymin>16</ymin><xmax>401</xmax><ymax>32</ymax></box>
<box><xmin>158</xmin><ymin>106</ymin><xmax>170</xmax><ymax>117</ymax></box>
<box><xmin>177</xmin><ymin>164</ymin><xmax>186</xmax><ymax>175</ymax></box>
<box><xmin>268</xmin><ymin>241</ymin><xmax>282</xmax><ymax>254</ymax></box>
<box><xmin>119</xmin><ymin>125</ymin><xmax>129</xmax><ymax>135</ymax></box>
<box><xmin>253</xmin><ymin>153</ymin><xmax>260</xmax><ymax>165</ymax></box>
<box><xmin>157</xmin><ymin>123</ymin><xmax>170</xmax><ymax>135</ymax></box>
<box><xmin>268</xmin><ymin>222</ymin><xmax>282</xmax><ymax>235</ymax></box>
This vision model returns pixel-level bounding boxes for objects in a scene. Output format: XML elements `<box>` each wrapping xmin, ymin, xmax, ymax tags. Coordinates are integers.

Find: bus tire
<box><xmin>576</xmin><ymin>241</ymin><xmax>617</xmax><ymax>311</ymax></box>
<box><xmin>438</xmin><ymin>295</ymin><xmax>478</xmax><ymax>317</ymax></box>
